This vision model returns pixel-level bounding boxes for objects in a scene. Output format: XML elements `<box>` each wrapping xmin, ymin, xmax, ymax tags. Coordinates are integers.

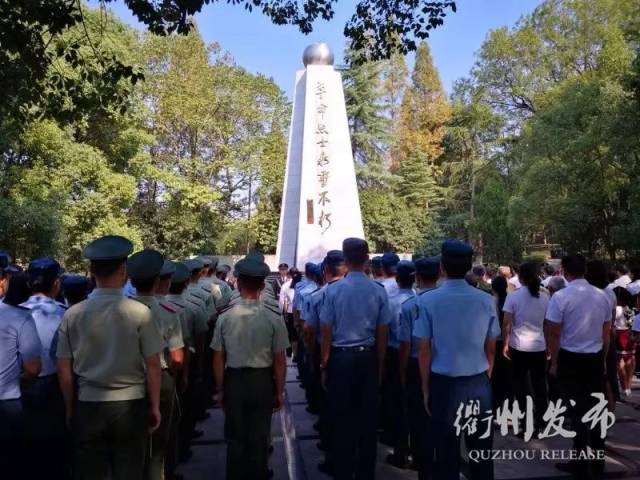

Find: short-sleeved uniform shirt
<box><xmin>166</xmin><ymin>293</ymin><xmax>208</xmax><ymax>350</ymax></box>
<box><xmin>399</xmin><ymin>288</ymin><xmax>436</xmax><ymax>359</ymax></box>
<box><xmin>56</xmin><ymin>288</ymin><xmax>165</xmax><ymax>401</ymax></box>
<box><xmin>228</xmin><ymin>288</ymin><xmax>280</xmax><ymax>311</ymax></box>
<box><xmin>0</xmin><ymin>304</ymin><xmax>42</xmax><ymax>400</ymax></box>
<box><xmin>134</xmin><ymin>295</ymin><xmax>184</xmax><ymax>369</ymax></box>
<box><xmin>298</xmin><ymin>282</ymin><xmax>319</xmax><ymax>322</ymax></box>
<box><xmin>413</xmin><ymin>279</ymin><xmax>501</xmax><ymax>377</ymax></box>
<box><xmin>21</xmin><ymin>294</ymin><xmax>67</xmax><ymax>376</ymax></box>
<box><xmin>319</xmin><ymin>271</ymin><xmax>392</xmax><ymax>348</ymax></box>
<box><xmin>545</xmin><ymin>279</ymin><xmax>612</xmax><ymax>353</ymax></box>
<box><xmin>186</xmin><ymin>283</ymin><xmax>210</xmax><ymax>322</ymax></box>
<box><xmin>211</xmin><ymin>298</ymin><xmax>289</xmax><ymax>368</ymax></box>
<box><xmin>159</xmin><ymin>296</ymin><xmax>191</xmax><ymax>348</ymax></box>
<box><xmin>292</xmin><ymin>280</ymin><xmax>309</xmax><ymax>313</ymax></box>
<box><xmin>211</xmin><ymin>277</ymin><xmax>232</xmax><ymax>307</ymax></box>
<box><xmin>632</xmin><ymin>313</ymin><xmax>640</xmax><ymax>333</ymax></box>
<box><xmin>388</xmin><ymin>288</ymin><xmax>415</xmax><ymax>349</ymax></box>
<box><xmin>381</xmin><ymin>277</ymin><xmax>398</xmax><ymax>297</ymax></box>
<box><xmin>503</xmin><ymin>288</ymin><xmax>549</xmax><ymax>352</ymax></box>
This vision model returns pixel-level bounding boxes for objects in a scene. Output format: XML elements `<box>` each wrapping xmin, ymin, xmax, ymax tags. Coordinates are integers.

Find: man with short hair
<box><xmin>56</xmin><ymin>235</ymin><xmax>165</xmax><ymax>480</ymax></box>
<box><xmin>211</xmin><ymin>253</ymin><xmax>289</xmax><ymax>480</ymax></box>
<box><xmin>380</xmin><ymin>252</ymin><xmax>400</xmax><ymax>296</ymax></box>
<box><xmin>415</xmin><ymin>240</ymin><xmax>500</xmax><ymax>480</ymax></box>
<box><xmin>320</xmin><ymin>238</ymin><xmax>391</xmax><ymax>480</ymax></box>
<box><xmin>383</xmin><ymin>260</ymin><xmax>415</xmax><ymax>469</ymax></box>
<box><xmin>21</xmin><ymin>257</ymin><xmax>68</xmax><ymax>479</ymax></box>
<box><xmin>371</xmin><ymin>256</ymin><xmax>384</xmax><ymax>282</ymax></box>
<box><xmin>399</xmin><ymin>256</ymin><xmax>440</xmax><ymax>480</ymax></box>
<box><xmin>128</xmin><ymin>249</ymin><xmax>185</xmax><ymax>480</ymax></box>
<box><xmin>545</xmin><ymin>254</ymin><xmax>612</xmax><ymax>479</ymax></box>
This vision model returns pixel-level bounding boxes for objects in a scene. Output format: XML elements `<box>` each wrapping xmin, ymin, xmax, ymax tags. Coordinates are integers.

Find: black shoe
<box><xmin>386</xmin><ymin>454</ymin><xmax>411</xmax><ymax>469</ymax></box>
<box><xmin>191</xmin><ymin>429</ymin><xmax>204</xmax><ymax>439</ymax></box>
<box><xmin>268</xmin><ymin>445</ymin><xmax>274</xmax><ymax>455</ymax></box>
<box><xmin>267</xmin><ymin>469</ymin><xmax>274</xmax><ymax>479</ymax></box>
<box><xmin>318</xmin><ymin>462</ymin><xmax>334</xmax><ymax>476</ymax></box>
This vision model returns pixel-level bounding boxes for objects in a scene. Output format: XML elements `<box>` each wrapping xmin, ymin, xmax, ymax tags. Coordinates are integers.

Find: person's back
<box><xmin>546</xmin><ymin>279</ymin><xmax>610</xmax><ymax>353</ymax></box>
<box><xmin>63</xmin><ymin>289</ymin><xmax>157</xmax><ymax>400</ymax></box>
<box><xmin>504</xmin><ymin>287</ymin><xmax>548</xmax><ymax>352</ymax></box>
<box><xmin>419</xmin><ymin>280</ymin><xmax>497</xmax><ymax>376</ymax></box>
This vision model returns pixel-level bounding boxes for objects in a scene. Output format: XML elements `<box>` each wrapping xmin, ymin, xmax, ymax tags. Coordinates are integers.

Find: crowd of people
<box><xmin>0</xmin><ymin>235</ymin><xmax>638</xmax><ymax>480</ymax></box>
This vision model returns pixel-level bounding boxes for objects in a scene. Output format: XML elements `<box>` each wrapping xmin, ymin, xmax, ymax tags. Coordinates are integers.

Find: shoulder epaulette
<box><xmin>310</xmin><ymin>287</ymin><xmax>321</xmax><ymax>295</ymax></box>
<box><xmin>160</xmin><ymin>302</ymin><xmax>177</xmax><ymax>314</ymax></box>
<box><xmin>201</xmin><ymin>285</ymin><xmax>212</xmax><ymax>293</ymax></box>
<box><xmin>168</xmin><ymin>300</ymin><xmax>186</xmax><ymax>309</ymax></box>
<box><xmin>401</xmin><ymin>295</ymin><xmax>416</xmax><ymax>305</ymax></box>
<box><xmin>185</xmin><ymin>297</ymin><xmax>200</xmax><ymax>307</ymax></box>
<box><xmin>418</xmin><ymin>288</ymin><xmax>435</xmax><ymax>296</ymax></box>
<box><xmin>374</xmin><ymin>281</ymin><xmax>385</xmax><ymax>289</ymax></box>
<box><xmin>190</xmin><ymin>290</ymin><xmax>206</xmax><ymax>300</ymax></box>
<box><xmin>15</xmin><ymin>305</ymin><xmax>30</xmax><ymax>311</ymax></box>
<box><xmin>56</xmin><ymin>301</ymin><xmax>68</xmax><ymax>310</ymax></box>
<box><xmin>128</xmin><ymin>296</ymin><xmax>151</xmax><ymax>308</ymax></box>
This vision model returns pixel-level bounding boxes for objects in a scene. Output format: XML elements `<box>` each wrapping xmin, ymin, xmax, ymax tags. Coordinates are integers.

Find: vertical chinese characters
<box><xmin>315</xmin><ymin>81</ymin><xmax>332</xmax><ymax>234</ymax></box>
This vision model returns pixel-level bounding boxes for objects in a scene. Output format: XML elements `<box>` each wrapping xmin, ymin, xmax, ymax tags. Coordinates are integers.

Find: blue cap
<box><xmin>441</xmin><ymin>240</ymin><xmax>473</xmax><ymax>261</ymax></box>
<box><xmin>197</xmin><ymin>255</ymin><xmax>212</xmax><ymax>267</ymax></box>
<box><xmin>324</xmin><ymin>250</ymin><xmax>345</xmax><ymax>267</ymax></box>
<box><xmin>396</xmin><ymin>260</ymin><xmax>415</xmax><ymax>277</ymax></box>
<box><xmin>27</xmin><ymin>256</ymin><xmax>65</xmax><ymax>278</ymax></box>
<box><xmin>83</xmin><ymin>235</ymin><xmax>133</xmax><ymax>261</ymax></box>
<box><xmin>381</xmin><ymin>252</ymin><xmax>400</xmax><ymax>268</ymax></box>
<box><xmin>343</xmin><ymin>238</ymin><xmax>369</xmax><ymax>262</ymax></box>
<box><xmin>5</xmin><ymin>264</ymin><xmax>22</xmax><ymax>274</ymax></box>
<box><xmin>62</xmin><ymin>275</ymin><xmax>90</xmax><ymax>289</ymax></box>
<box><xmin>127</xmin><ymin>249</ymin><xmax>164</xmax><ymax>279</ymax></box>
<box><xmin>305</xmin><ymin>262</ymin><xmax>316</xmax><ymax>276</ymax></box>
<box><xmin>310</xmin><ymin>263</ymin><xmax>322</xmax><ymax>277</ymax></box>
<box><xmin>415</xmin><ymin>256</ymin><xmax>440</xmax><ymax>278</ymax></box>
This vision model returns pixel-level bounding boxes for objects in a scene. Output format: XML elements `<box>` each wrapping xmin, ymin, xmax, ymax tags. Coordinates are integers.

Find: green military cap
<box><xmin>184</xmin><ymin>258</ymin><xmax>205</xmax><ymax>272</ymax></box>
<box><xmin>245</xmin><ymin>250</ymin><xmax>265</xmax><ymax>263</ymax></box>
<box><xmin>171</xmin><ymin>262</ymin><xmax>190</xmax><ymax>284</ymax></box>
<box><xmin>83</xmin><ymin>235</ymin><xmax>133</xmax><ymax>261</ymax></box>
<box><xmin>160</xmin><ymin>260</ymin><xmax>176</xmax><ymax>277</ymax></box>
<box><xmin>197</xmin><ymin>255</ymin><xmax>212</xmax><ymax>267</ymax></box>
<box><xmin>127</xmin><ymin>249</ymin><xmax>164</xmax><ymax>279</ymax></box>
<box><xmin>234</xmin><ymin>257</ymin><xmax>270</xmax><ymax>278</ymax></box>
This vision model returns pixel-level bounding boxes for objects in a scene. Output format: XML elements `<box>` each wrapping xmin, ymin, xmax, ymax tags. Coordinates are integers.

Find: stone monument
<box><xmin>276</xmin><ymin>43</ymin><xmax>365</xmax><ymax>269</ymax></box>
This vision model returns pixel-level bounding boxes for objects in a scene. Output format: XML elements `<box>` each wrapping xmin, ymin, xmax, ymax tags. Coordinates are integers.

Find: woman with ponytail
<box><xmin>502</xmin><ymin>262</ymin><xmax>549</xmax><ymax>430</ymax></box>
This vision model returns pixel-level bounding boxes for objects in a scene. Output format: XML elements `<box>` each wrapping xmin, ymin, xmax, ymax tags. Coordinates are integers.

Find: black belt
<box><xmin>331</xmin><ymin>345</ymin><xmax>373</xmax><ymax>352</ymax></box>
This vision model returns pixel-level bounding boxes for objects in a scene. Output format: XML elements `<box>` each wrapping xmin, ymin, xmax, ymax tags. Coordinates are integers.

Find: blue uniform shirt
<box><xmin>399</xmin><ymin>288</ymin><xmax>435</xmax><ymax>358</ymax></box>
<box><xmin>413</xmin><ymin>279</ymin><xmax>500</xmax><ymax>376</ymax></box>
<box><xmin>0</xmin><ymin>303</ymin><xmax>42</xmax><ymax>400</ymax></box>
<box><xmin>297</xmin><ymin>281</ymin><xmax>318</xmax><ymax>320</ymax></box>
<box><xmin>292</xmin><ymin>279</ymin><xmax>309</xmax><ymax>312</ymax></box>
<box><xmin>21</xmin><ymin>295</ymin><xmax>67</xmax><ymax>376</ymax></box>
<box><xmin>388</xmin><ymin>288</ymin><xmax>415</xmax><ymax>349</ymax></box>
<box><xmin>319</xmin><ymin>271</ymin><xmax>392</xmax><ymax>347</ymax></box>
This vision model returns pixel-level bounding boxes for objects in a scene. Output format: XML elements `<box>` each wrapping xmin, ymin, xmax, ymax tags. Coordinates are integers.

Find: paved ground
<box><xmin>177</xmin><ymin>364</ymin><xmax>640</xmax><ymax>480</ymax></box>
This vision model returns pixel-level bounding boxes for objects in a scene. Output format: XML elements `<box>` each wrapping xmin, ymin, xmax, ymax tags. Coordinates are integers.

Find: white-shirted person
<box><xmin>502</xmin><ymin>261</ymin><xmax>549</xmax><ymax>430</ymax></box>
<box><xmin>544</xmin><ymin>254</ymin><xmax>611</xmax><ymax>478</ymax></box>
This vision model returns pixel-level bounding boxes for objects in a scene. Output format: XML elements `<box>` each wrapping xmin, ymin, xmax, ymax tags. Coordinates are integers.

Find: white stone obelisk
<box><xmin>276</xmin><ymin>43</ymin><xmax>365</xmax><ymax>269</ymax></box>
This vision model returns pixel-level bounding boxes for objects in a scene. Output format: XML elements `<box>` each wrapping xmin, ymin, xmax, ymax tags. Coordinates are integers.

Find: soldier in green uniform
<box><xmin>156</xmin><ymin>260</ymin><xmax>190</xmax><ymax>478</ymax></box>
<box><xmin>56</xmin><ymin>235</ymin><xmax>165</xmax><ymax>480</ymax></box>
<box><xmin>166</xmin><ymin>262</ymin><xmax>210</xmax><ymax>461</ymax></box>
<box><xmin>128</xmin><ymin>249</ymin><xmax>185</xmax><ymax>480</ymax></box>
<box><xmin>211</xmin><ymin>254</ymin><xmax>289</xmax><ymax>480</ymax></box>
<box><xmin>207</xmin><ymin>256</ymin><xmax>233</xmax><ymax>307</ymax></box>
<box><xmin>197</xmin><ymin>256</ymin><xmax>223</xmax><ymax>318</ymax></box>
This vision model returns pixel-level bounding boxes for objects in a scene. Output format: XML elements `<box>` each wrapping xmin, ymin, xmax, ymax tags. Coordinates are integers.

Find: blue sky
<box><xmin>94</xmin><ymin>0</ymin><xmax>542</xmax><ymax>97</ymax></box>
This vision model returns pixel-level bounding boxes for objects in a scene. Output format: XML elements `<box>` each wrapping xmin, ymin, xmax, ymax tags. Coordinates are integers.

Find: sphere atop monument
<box><xmin>303</xmin><ymin>43</ymin><xmax>334</xmax><ymax>67</ymax></box>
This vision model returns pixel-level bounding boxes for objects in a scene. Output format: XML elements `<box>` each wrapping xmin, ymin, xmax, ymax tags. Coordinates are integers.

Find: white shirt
<box><xmin>615</xmin><ymin>274</ymin><xmax>632</xmax><ymax>288</ymax></box>
<box><xmin>381</xmin><ymin>277</ymin><xmax>398</xmax><ymax>297</ymax></box>
<box><xmin>508</xmin><ymin>275</ymin><xmax>521</xmax><ymax>290</ymax></box>
<box><xmin>503</xmin><ymin>288</ymin><xmax>548</xmax><ymax>352</ymax></box>
<box><xmin>279</xmin><ymin>279</ymin><xmax>295</xmax><ymax>314</ymax></box>
<box><xmin>542</xmin><ymin>275</ymin><xmax>567</xmax><ymax>289</ymax></box>
<box><xmin>626</xmin><ymin>280</ymin><xmax>640</xmax><ymax>296</ymax></box>
<box><xmin>614</xmin><ymin>306</ymin><xmax>630</xmax><ymax>330</ymax></box>
<box><xmin>545</xmin><ymin>279</ymin><xmax>612</xmax><ymax>353</ymax></box>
